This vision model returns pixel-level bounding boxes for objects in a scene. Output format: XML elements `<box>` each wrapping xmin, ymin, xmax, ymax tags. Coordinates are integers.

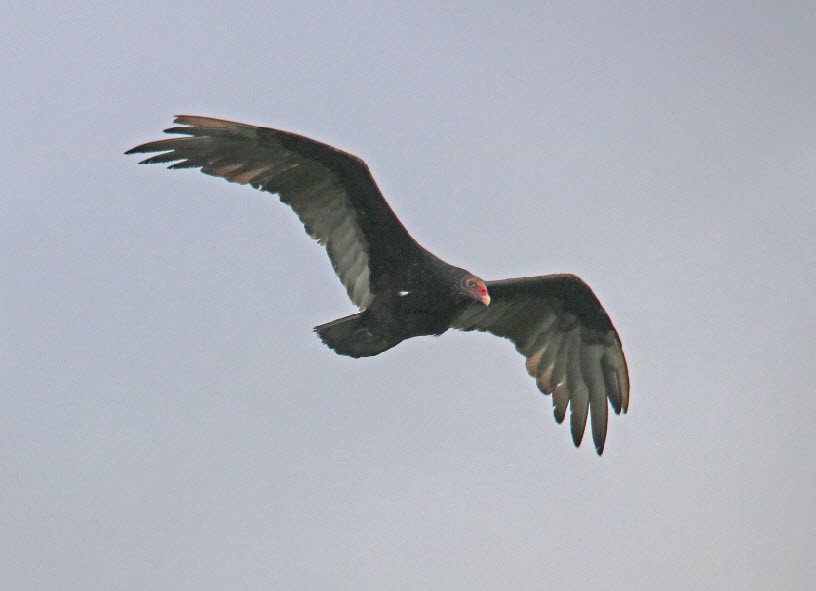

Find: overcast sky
<box><xmin>3</xmin><ymin>2</ymin><xmax>814</xmax><ymax>590</ymax></box>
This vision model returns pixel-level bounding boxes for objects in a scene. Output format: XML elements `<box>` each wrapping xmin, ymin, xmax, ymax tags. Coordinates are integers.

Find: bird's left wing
<box><xmin>452</xmin><ymin>274</ymin><xmax>629</xmax><ymax>454</ymax></box>
<box><xmin>126</xmin><ymin>116</ymin><xmax>422</xmax><ymax>309</ymax></box>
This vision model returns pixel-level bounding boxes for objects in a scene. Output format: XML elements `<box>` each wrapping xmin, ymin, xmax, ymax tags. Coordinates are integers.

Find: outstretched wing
<box><xmin>126</xmin><ymin>115</ymin><xmax>422</xmax><ymax>309</ymax></box>
<box><xmin>452</xmin><ymin>274</ymin><xmax>629</xmax><ymax>454</ymax></box>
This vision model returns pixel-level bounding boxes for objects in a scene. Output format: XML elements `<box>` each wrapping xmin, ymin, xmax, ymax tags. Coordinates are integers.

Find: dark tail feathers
<box><xmin>314</xmin><ymin>314</ymin><xmax>403</xmax><ymax>358</ymax></box>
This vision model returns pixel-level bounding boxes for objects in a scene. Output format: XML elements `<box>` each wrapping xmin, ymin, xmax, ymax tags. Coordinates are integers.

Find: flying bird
<box><xmin>127</xmin><ymin>116</ymin><xmax>629</xmax><ymax>454</ymax></box>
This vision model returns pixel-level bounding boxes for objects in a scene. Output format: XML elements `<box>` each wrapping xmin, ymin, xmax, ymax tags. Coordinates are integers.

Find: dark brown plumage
<box><xmin>127</xmin><ymin>115</ymin><xmax>629</xmax><ymax>454</ymax></box>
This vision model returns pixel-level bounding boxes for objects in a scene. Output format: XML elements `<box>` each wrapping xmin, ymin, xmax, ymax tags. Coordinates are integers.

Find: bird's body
<box><xmin>318</xmin><ymin>254</ymin><xmax>482</xmax><ymax>357</ymax></box>
<box><xmin>127</xmin><ymin>115</ymin><xmax>629</xmax><ymax>454</ymax></box>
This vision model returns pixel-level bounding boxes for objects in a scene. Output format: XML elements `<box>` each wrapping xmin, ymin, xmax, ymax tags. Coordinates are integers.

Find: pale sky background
<box><xmin>2</xmin><ymin>2</ymin><xmax>814</xmax><ymax>590</ymax></box>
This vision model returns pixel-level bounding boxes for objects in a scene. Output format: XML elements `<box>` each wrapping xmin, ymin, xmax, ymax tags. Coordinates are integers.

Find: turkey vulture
<box><xmin>126</xmin><ymin>116</ymin><xmax>629</xmax><ymax>454</ymax></box>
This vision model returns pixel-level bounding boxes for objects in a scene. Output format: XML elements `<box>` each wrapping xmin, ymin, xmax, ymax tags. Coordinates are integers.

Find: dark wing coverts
<box><xmin>126</xmin><ymin>115</ymin><xmax>419</xmax><ymax>309</ymax></box>
<box><xmin>453</xmin><ymin>274</ymin><xmax>629</xmax><ymax>454</ymax></box>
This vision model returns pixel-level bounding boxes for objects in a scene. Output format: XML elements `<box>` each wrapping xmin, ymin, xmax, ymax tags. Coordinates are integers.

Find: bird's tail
<box><xmin>314</xmin><ymin>314</ymin><xmax>403</xmax><ymax>358</ymax></box>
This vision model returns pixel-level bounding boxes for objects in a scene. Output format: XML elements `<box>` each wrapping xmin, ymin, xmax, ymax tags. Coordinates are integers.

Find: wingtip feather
<box><xmin>173</xmin><ymin>114</ymin><xmax>254</xmax><ymax>129</ymax></box>
<box><xmin>569</xmin><ymin>386</ymin><xmax>589</xmax><ymax>448</ymax></box>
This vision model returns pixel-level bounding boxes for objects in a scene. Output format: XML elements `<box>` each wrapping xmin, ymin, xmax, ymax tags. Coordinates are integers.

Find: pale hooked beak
<box><xmin>480</xmin><ymin>292</ymin><xmax>491</xmax><ymax>306</ymax></box>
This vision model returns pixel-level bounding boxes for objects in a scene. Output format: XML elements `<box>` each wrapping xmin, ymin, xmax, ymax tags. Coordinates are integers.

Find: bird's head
<box><xmin>460</xmin><ymin>275</ymin><xmax>491</xmax><ymax>306</ymax></box>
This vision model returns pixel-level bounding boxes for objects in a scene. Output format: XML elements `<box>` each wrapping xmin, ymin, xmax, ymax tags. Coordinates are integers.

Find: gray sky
<box><xmin>3</xmin><ymin>2</ymin><xmax>814</xmax><ymax>590</ymax></box>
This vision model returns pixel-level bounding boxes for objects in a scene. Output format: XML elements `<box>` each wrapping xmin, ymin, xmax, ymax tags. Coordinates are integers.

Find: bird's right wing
<box><xmin>127</xmin><ymin>115</ymin><xmax>422</xmax><ymax>309</ymax></box>
<box><xmin>452</xmin><ymin>274</ymin><xmax>629</xmax><ymax>454</ymax></box>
